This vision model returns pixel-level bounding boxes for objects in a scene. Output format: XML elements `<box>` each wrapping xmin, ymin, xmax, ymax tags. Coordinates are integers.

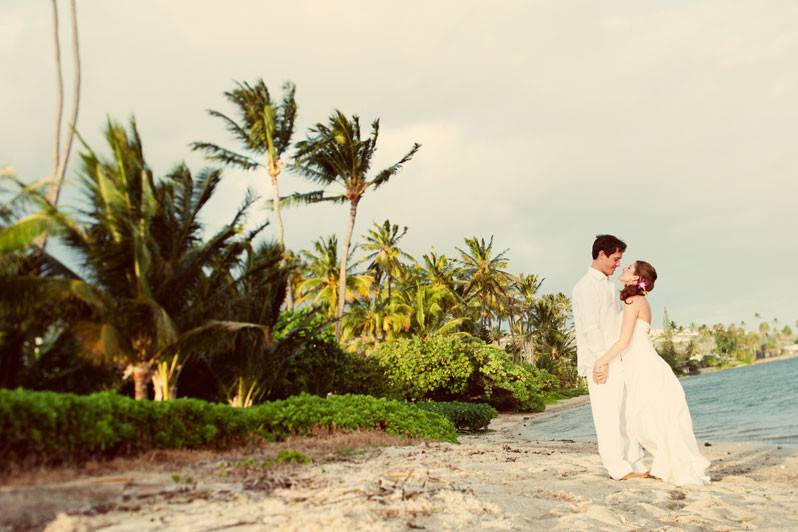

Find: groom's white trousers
<box><xmin>587</xmin><ymin>358</ymin><xmax>645</xmax><ymax>479</ymax></box>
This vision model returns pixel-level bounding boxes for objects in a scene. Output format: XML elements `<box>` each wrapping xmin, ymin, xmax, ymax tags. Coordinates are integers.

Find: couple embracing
<box><xmin>572</xmin><ymin>235</ymin><xmax>710</xmax><ymax>486</ymax></box>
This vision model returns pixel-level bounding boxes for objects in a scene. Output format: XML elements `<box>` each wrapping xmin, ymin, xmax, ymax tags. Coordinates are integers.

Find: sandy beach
<box><xmin>3</xmin><ymin>396</ymin><xmax>797</xmax><ymax>531</ymax></box>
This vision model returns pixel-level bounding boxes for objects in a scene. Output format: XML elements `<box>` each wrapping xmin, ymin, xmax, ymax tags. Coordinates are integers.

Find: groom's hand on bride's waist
<box><xmin>592</xmin><ymin>363</ymin><xmax>609</xmax><ymax>384</ymax></box>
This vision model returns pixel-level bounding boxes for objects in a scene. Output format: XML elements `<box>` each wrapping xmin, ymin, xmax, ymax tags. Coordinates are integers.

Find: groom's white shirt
<box><xmin>572</xmin><ymin>267</ymin><xmax>620</xmax><ymax>377</ymax></box>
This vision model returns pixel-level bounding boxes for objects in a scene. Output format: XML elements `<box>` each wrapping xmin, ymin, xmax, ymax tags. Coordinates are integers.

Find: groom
<box><xmin>572</xmin><ymin>234</ymin><xmax>645</xmax><ymax>480</ymax></box>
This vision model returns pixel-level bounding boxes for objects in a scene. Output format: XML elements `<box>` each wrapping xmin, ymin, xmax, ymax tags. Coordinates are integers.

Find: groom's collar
<box><xmin>588</xmin><ymin>267</ymin><xmax>609</xmax><ymax>281</ymax></box>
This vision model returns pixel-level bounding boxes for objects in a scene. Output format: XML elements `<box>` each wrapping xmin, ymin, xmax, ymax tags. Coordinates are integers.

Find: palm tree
<box><xmin>398</xmin><ymin>283</ymin><xmax>465</xmax><ymax>339</ymax></box>
<box><xmin>1</xmin><ymin>118</ymin><xmax>276</xmax><ymax>399</ymax></box>
<box><xmin>359</xmin><ymin>220</ymin><xmax>413</xmax><ymax>300</ymax></box>
<box><xmin>0</xmin><ymin>171</ymin><xmax>83</xmax><ymax>388</ymax></box>
<box><xmin>293</xmin><ymin>111</ymin><xmax>420</xmax><ymax>338</ymax></box>
<box><xmin>297</xmin><ymin>235</ymin><xmax>372</xmax><ymax>318</ymax></box>
<box><xmin>192</xmin><ymin>79</ymin><xmax>299</xmax><ymax>308</ymax></box>
<box><xmin>342</xmin><ymin>296</ymin><xmax>410</xmax><ymax>347</ymax></box>
<box><xmin>456</xmin><ymin>236</ymin><xmax>513</xmax><ymax>330</ymax></box>
<box><xmin>421</xmin><ymin>251</ymin><xmax>457</xmax><ymax>293</ymax></box>
<box><xmin>530</xmin><ymin>293</ymin><xmax>578</xmax><ymax>387</ymax></box>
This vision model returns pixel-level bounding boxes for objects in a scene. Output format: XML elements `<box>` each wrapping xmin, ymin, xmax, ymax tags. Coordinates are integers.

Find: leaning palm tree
<box><xmin>456</xmin><ymin>236</ymin><xmax>514</xmax><ymax>330</ymax></box>
<box><xmin>45</xmin><ymin>0</ymin><xmax>81</xmax><ymax>211</ymax></box>
<box><xmin>296</xmin><ymin>235</ymin><xmax>372</xmax><ymax>319</ymax></box>
<box><xmin>359</xmin><ymin>219</ymin><xmax>413</xmax><ymax>300</ymax></box>
<box><xmin>192</xmin><ymin>79</ymin><xmax>299</xmax><ymax>308</ymax></box>
<box><xmin>293</xmin><ymin>111</ymin><xmax>420</xmax><ymax>338</ymax></box>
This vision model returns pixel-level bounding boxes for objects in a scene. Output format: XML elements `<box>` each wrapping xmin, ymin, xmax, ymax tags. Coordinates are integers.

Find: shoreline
<box><xmin>695</xmin><ymin>350</ymin><xmax>798</xmax><ymax>376</ymax></box>
<box><xmin>6</xmin><ymin>397</ymin><xmax>796</xmax><ymax>531</ymax></box>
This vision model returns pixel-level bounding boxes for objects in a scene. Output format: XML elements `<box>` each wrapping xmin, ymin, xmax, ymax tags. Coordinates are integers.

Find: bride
<box><xmin>592</xmin><ymin>260</ymin><xmax>710</xmax><ymax>486</ymax></box>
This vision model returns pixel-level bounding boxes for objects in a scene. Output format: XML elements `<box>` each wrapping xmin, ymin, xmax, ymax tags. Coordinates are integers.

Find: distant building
<box><xmin>649</xmin><ymin>328</ymin><xmax>699</xmax><ymax>346</ymax></box>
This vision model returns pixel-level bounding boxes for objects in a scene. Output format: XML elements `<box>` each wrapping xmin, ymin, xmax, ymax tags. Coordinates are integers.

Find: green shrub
<box><xmin>262</xmin><ymin>449</ymin><xmax>312</xmax><ymax>469</ymax></box>
<box><xmin>470</xmin><ymin>344</ymin><xmax>546</xmax><ymax>412</ymax></box>
<box><xmin>0</xmin><ymin>389</ymin><xmax>456</xmax><ymax>466</ymax></box>
<box><xmin>372</xmin><ymin>334</ymin><xmax>548</xmax><ymax>412</ymax></box>
<box><xmin>541</xmin><ymin>385</ymin><xmax>588</xmax><ymax>405</ymax></box>
<box><xmin>372</xmin><ymin>335</ymin><xmax>474</xmax><ymax>401</ymax></box>
<box><xmin>536</xmin><ymin>368</ymin><xmax>562</xmax><ymax>392</ymax></box>
<box><xmin>178</xmin><ymin>309</ymin><xmax>392</xmax><ymax>402</ymax></box>
<box><xmin>416</xmin><ymin>401</ymin><xmax>497</xmax><ymax>432</ymax></box>
<box><xmin>268</xmin><ymin>309</ymin><xmax>398</xmax><ymax>399</ymax></box>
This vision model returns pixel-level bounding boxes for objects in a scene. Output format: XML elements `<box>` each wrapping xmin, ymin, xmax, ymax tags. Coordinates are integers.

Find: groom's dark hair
<box><xmin>592</xmin><ymin>234</ymin><xmax>626</xmax><ymax>259</ymax></box>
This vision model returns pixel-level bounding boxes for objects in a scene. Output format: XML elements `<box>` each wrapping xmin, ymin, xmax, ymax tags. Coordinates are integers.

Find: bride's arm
<box><xmin>594</xmin><ymin>298</ymin><xmax>641</xmax><ymax>369</ymax></box>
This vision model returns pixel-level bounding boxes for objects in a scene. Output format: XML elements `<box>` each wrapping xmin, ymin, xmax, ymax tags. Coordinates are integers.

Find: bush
<box><xmin>269</xmin><ymin>310</ymin><xmax>355</xmax><ymax>397</ymax></box>
<box><xmin>541</xmin><ymin>385</ymin><xmax>588</xmax><ymax>405</ymax></box>
<box><xmin>179</xmin><ymin>309</ymin><xmax>395</xmax><ymax>402</ymax></box>
<box><xmin>0</xmin><ymin>389</ymin><xmax>456</xmax><ymax>466</ymax></box>
<box><xmin>470</xmin><ymin>343</ymin><xmax>546</xmax><ymax>412</ymax></box>
<box><xmin>372</xmin><ymin>334</ymin><xmax>548</xmax><ymax>412</ymax></box>
<box><xmin>416</xmin><ymin>401</ymin><xmax>497</xmax><ymax>432</ymax></box>
<box><xmin>269</xmin><ymin>309</ymin><xmax>397</xmax><ymax>399</ymax></box>
<box><xmin>372</xmin><ymin>335</ymin><xmax>473</xmax><ymax>401</ymax></box>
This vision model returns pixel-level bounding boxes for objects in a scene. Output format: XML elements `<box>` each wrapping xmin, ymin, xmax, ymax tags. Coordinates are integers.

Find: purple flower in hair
<box><xmin>637</xmin><ymin>280</ymin><xmax>648</xmax><ymax>290</ymax></box>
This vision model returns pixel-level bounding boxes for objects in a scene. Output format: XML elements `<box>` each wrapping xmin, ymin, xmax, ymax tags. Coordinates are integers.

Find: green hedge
<box><xmin>416</xmin><ymin>401</ymin><xmax>497</xmax><ymax>432</ymax></box>
<box><xmin>0</xmin><ymin>389</ymin><xmax>457</xmax><ymax>465</ymax></box>
<box><xmin>372</xmin><ymin>334</ymin><xmax>548</xmax><ymax>412</ymax></box>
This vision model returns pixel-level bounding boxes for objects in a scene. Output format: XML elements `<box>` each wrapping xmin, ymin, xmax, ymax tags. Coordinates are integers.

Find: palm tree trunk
<box><xmin>336</xmin><ymin>201</ymin><xmax>358</xmax><ymax>339</ymax></box>
<box><xmin>39</xmin><ymin>0</ymin><xmax>80</xmax><ymax>251</ymax></box>
<box><xmin>270</xmin><ymin>168</ymin><xmax>293</xmax><ymax>310</ymax></box>
<box><xmin>49</xmin><ymin>0</ymin><xmax>63</xmax><ymax>193</ymax></box>
<box><xmin>49</xmin><ymin>0</ymin><xmax>80</xmax><ymax>207</ymax></box>
<box><xmin>132</xmin><ymin>363</ymin><xmax>151</xmax><ymax>401</ymax></box>
<box><xmin>35</xmin><ymin>0</ymin><xmax>65</xmax><ymax>252</ymax></box>
<box><xmin>508</xmin><ymin>312</ymin><xmax>517</xmax><ymax>362</ymax></box>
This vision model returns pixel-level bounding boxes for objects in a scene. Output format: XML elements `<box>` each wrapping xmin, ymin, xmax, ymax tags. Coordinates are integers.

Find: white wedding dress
<box><xmin>621</xmin><ymin>318</ymin><xmax>710</xmax><ymax>486</ymax></box>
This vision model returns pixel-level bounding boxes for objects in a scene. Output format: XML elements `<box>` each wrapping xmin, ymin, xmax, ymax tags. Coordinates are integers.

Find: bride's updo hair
<box><xmin>620</xmin><ymin>260</ymin><xmax>657</xmax><ymax>303</ymax></box>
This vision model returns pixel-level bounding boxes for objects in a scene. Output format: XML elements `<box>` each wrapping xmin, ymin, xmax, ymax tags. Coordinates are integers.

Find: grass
<box><xmin>541</xmin><ymin>387</ymin><xmax>588</xmax><ymax>405</ymax></box>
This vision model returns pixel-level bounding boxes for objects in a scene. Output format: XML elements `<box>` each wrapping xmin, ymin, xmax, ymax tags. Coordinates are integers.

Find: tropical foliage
<box><xmin>372</xmin><ymin>334</ymin><xmax>554</xmax><ymax>412</ymax></box>
<box><xmin>1</xmin><ymin>80</ymin><xmax>588</xmax><ymax>421</ymax></box>
<box><xmin>1</xmin><ymin>119</ymin><xmax>289</xmax><ymax>400</ymax></box>
<box><xmin>192</xmin><ymin>79</ymin><xmax>299</xmax><ymax>308</ymax></box>
<box><xmin>293</xmin><ymin>111</ymin><xmax>420</xmax><ymax>338</ymax></box>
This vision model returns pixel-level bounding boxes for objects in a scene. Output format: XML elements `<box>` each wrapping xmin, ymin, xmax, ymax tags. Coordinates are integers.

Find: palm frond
<box><xmin>206</xmin><ymin>109</ymin><xmax>251</xmax><ymax>147</ymax></box>
<box><xmin>275</xmin><ymin>191</ymin><xmax>344</xmax><ymax>209</ymax></box>
<box><xmin>369</xmin><ymin>143</ymin><xmax>421</xmax><ymax>189</ymax></box>
<box><xmin>189</xmin><ymin>142</ymin><xmax>261</xmax><ymax>171</ymax></box>
<box><xmin>0</xmin><ymin>213</ymin><xmax>61</xmax><ymax>252</ymax></box>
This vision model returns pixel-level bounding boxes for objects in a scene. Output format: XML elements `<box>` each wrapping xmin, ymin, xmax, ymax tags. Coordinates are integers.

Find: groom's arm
<box><xmin>576</xmin><ymin>284</ymin><xmax>607</xmax><ymax>359</ymax></box>
<box><xmin>573</xmin><ymin>283</ymin><xmax>608</xmax><ymax>376</ymax></box>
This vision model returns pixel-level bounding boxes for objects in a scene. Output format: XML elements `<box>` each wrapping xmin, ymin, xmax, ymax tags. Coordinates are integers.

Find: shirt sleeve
<box><xmin>574</xmin><ymin>282</ymin><xmax>607</xmax><ymax>360</ymax></box>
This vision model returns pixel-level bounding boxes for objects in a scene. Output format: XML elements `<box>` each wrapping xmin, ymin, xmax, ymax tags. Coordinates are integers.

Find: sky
<box><xmin>2</xmin><ymin>0</ymin><xmax>797</xmax><ymax>330</ymax></box>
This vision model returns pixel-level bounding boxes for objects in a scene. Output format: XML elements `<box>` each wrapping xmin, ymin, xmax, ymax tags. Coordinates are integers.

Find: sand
<box><xmin>3</xmin><ymin>396</ymin><xmax>797</xmax><ymax>531</ymax></box>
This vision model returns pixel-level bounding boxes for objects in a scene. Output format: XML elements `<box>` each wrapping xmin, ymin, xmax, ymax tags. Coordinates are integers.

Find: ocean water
<box><xmin>524</xmin><ymin>356</ymin><xmax>798</xmax><ymax>448</ymax></box>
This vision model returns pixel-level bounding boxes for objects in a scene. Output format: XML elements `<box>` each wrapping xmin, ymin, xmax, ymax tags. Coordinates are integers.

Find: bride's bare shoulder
<box><xmin>623</xmin><ymin>295</ymin><xmax>645</xmax><ymax>306</ymax></box>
